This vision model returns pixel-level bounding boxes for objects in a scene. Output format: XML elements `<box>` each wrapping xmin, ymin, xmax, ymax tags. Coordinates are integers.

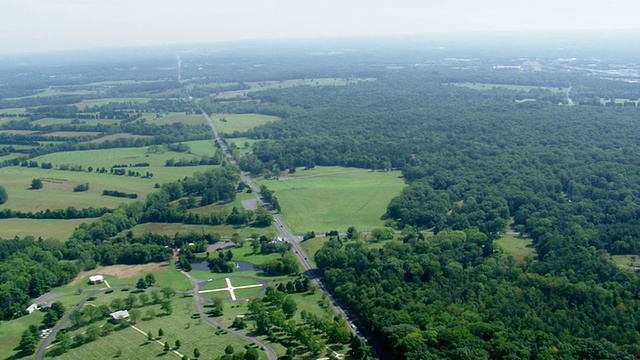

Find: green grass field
<box><xmin>84</xmin><ymin>133</ymin><xmax>151</xmax><ymax>144</ymax></box>
<box><xmin>73</xmin><ymin>97</ymin><xmax>151</xmax><ymax>109</ymax></box>
<box><xmin>181</xmin><ymin>139</ymin><xmax>216</xmax><ymax>157</ymax></box>
<box><xmin>0</xmin><ymin>218</ymin><xmax>95</xmax><ymax>241</ymax></box>
<box><xmin>123</xmin><ymin>223</ymin><xmax>275</xmax><ymax>241</ymax></box>
<box><xmin>447</xmin><ymin>82</ymin><xmax>568</xmax><ymax>93</ymax></box>
<box><xmin>52</xmin><ymin>296</ymin><xmax>266</xmax><ymax>360</ymax></box>
<box><xmin>212</xmin><ymin>113</ymin><xmax>280</xmax><ymax>134</ymax></box>
<box><xmin>226</xmin><ymin>137</ymin><xmax>257</xmax><ymax>155</ymax></box>
<box><xmin>494</xmin><ymin>234</ymin><xmax>536</xmax><ymax>262</ymax></box>
<box><xmin>144</xmin><ymin>112</ymin><xmax>207</xmax><ymax>126</ymax></box>
<box><xmin>0</xmin><ymin>310</ymin><xmax>45</xmax><ymax>359</ymax></box>
<box><xmin>610</xmin><ymin>254</ymin><xmax>640</xmax><ymax>271</ymax></box>
<box><xmin>215</xmin><ymin>77</ymin><xmax>375</xmax><ymax>99</ymax></box>
<box><xmin>257</xmin><ymin>167</ymin><xmax>406</xmax><ymax>234</ymax></box>
<box><xmin>299</xmin><ymin>237</ymin><xmax>330</xmax><ymax>266</ymax></box>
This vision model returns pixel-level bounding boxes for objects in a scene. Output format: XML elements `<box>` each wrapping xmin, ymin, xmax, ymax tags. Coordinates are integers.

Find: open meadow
<box><xmin>211</xmin><ymin>113</ymin><xmax>280</xmax><ymax>134</ymax></box>
<box><xmin>214</xmin><ymin>77</ymin><xmax>375</xmax><ymax>99</ymax></box>
<box><xmin>0</xmin><ymin>218</ymin><xmax>95</xmax><ymax>241</ymax></box>
<box><xmin>493</xmin><ymin>234</ymin><xmax>536</xmax><ymax>262</ymax></box>
<box><xmin>257</xmin><ymin>166</ymin><xmax>406</xmax><ymax>234</ymax></box>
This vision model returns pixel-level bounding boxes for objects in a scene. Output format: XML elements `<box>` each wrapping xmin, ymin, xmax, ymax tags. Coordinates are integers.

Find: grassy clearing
<box><xmin>598</xmin><ymin>97</ymin><xmax>640</xmax><ymax>105</ymax></box>
<box><xmin>257</xmin><ymin>167</ymin><xmax>405</xmax><ymax>234</ymax></box>
<box><xmin>42</xmin><ymin>131</ymin><xmax>102</xmax><ymax>137</ymax></box>
<box><xmin>188</xmin><ymin>191</ymin><xmax>257</xmax><ymax>215</ymax></box>
<box><xmin>0</xmin><ymin>218</ymin><xmax>94</xmax><ymax>240</ymax></box>
<box><xmin>226</xmin><ymin>137</ymin><xmax>256</xmax><ymax>155</ymax></box>
<box><xmin>212</xmin><ymin>113</ymin><xmax>280</xmax><ymax>134</ymax></box>
<box><xmin>182</xmin><ymin>139</ymin><xmax>216</xmax><ymax>157</ymax></box>
<box><xmin>0</xmin><ymin>107</ymin><xmax>28</xmax><ymax>115</ymax></box>
<box><xmin>144</xmin><ymin>112</ymin><xmax>207</xmax><ymax>126</ymax></box>
<box><xmin>610</xmin><ymin>255</ymin><xmax>640</xmax><ymax>271</ymax></box>
<box><xmin>0</xmin><ymin>310</ymin><xmax>45</xmax><ymax>359</ymax></box>
<box><xmin>231</xmin><ymin>244</ymin><xmax>282</xmax><ymax>265</ymax></box>
<box><xmin>0</xmin><ymin>129</ymin><xmax>39</xmax><ymax>135</ymax></box>
<box><xmin>215</xmin><ymin>77</ymin><xmax>375</xmax><ymax>99</ymax></box>
<box><xmin>53</xmin><ymin>296</ymin><xmax>264</xmax><ymax>360</ymax></box>
<box><xmin>73</xmin><ymin>97</ymin><xmax>151</xmax><ymax>109</ymax></box>
<box><xmin>447</xmin><ymin>82</ymin><xmax>568</xmax><ymax>93</ymax></box>
<box><xmin>299</xmin><ymin>237</ymin><xmax>330</xmax><ymax>266</ymax></box>
<box><xmin>84</xmin><ymin>133</ymin><xmax>151</xmax><ymax>144</ymax></box>
<box><xmin>0</xmin><ymin>167</ymin><xmax>144</xmax><ymax>211</ymax></box>
<box><xmin>494</xmin><ymin>234</ymin><xmax>536</xmax><ymax>262</ymax></box>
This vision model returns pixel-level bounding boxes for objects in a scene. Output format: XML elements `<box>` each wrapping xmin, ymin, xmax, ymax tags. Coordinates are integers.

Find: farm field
<box><xmin>211</xmin><ymin>113</ymin><xmax>280</xmax><ymax>134</ymax></box>
<box><xmin>0</xmin><ymin>218</ymin><xmax>94</xmax><ymax>240</ymax></box>
<box><xmin>257</xmin><ymin>167</ymin><xmax>406</xmax><ymax>234</ymax></box>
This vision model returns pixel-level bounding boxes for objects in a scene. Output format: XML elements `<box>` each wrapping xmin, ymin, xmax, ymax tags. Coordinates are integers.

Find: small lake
<box><xmin>190</xmin><ymin>259</ymin><xmax>258</xmax><ymax>273</ymax></box>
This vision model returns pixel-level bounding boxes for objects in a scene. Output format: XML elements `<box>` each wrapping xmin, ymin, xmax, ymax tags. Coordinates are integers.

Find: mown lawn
<box><xmin>257</xmin><ymin>166</ymin><xmax>406</xmax><ymax>234</ymax></box>
<box><xmin>52</xmin><ymin>296</ymin><xmax>266</xmax><ymax>360</ymax></box>
<box><xmin>0</xmin><ymin>310</ymin><xmax>45</xmax><ymax>359</ymax></box>
<box><xmin>0</xmin><ymin>218</ymin><xmax>95</xmax><ymax>241</ymax></box>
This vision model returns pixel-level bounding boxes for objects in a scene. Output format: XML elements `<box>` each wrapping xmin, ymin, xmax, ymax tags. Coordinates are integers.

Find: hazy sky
<box><xmin>2</xmin><ymin>0</ymin><xmax>639</xmax><ymax>54</ymax></box>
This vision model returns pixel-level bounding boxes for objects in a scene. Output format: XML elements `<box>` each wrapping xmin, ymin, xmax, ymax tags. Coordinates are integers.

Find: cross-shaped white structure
<box><xmin>199</xmin><ymin>277</ymin><xmax>262</xmax><ymax>301</ymax></box>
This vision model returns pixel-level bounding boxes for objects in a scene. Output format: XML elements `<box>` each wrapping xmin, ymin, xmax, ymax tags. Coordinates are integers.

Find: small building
<box><xmin>89</xmin><ymin>275</ymin><xmax>104</xmax><ymax>284</ymax></box>
<box><xmin>25</xmin><ymin>303</ymin><xmax>39</xmax><ymax>314</ymax></box>
<box><xmin>40</xmin><ymin>302</ymin><xmax>53</xmax><ymax>311</ymax></box>
<box><xmin>109</xmin><ymin>310</ymin><xmax>130</xmax><ymax>323</ymax></box>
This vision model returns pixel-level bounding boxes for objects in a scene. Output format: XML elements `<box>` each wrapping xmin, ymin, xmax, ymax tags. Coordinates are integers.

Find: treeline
<box><xmin>0</xmin><ymin>206</ymin><xmax>111</xmax><ymax>220</ymax></box>
<box><xmin>315</xmin><ymin>231</ymin><xmax>639</xmax><ymax>359</ymax></box>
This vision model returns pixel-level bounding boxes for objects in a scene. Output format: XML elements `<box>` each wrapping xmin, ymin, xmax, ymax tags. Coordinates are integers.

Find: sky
<box><xmin>2</xmin><ymin>0</ymin><xmax>640</xmax><ymax>54</ymax></box>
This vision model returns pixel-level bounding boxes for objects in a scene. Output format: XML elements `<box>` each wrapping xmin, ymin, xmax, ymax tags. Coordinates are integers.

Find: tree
<box><xmin>129</xmin><ymin>308</ymin><xmax>141</xmax><ymax>324</ymax></box>
<box><xmin>232</xmin><ymin>316</ymin><xmax>246</xmax><ymax>329</ymax></box>
<box><xmin>175</xmin><ymin>339</ymin><xmax>181</xmax><ymax>349</ymax></box>
<box><xmin>18</xmin><ymin>330</ymin><xmax>37</xmax><ymax>354</ymax></box>
<box><xmin>139</xmin><ymin>292</ymin><xmax>150</xmax><ymax>305</ymax></box>
<box><xmin>160</xmin><ymin>299</ymin><xmax>173</xmax><ymax>315</ymax></box>
<box><xmin>161</xmin><ymin>286</ymin><xmax>176</xmax><ymax>299</ymax></box>
<box><xmin>164</xmin><ymin>341</ymin><xmax>170</xmax><ymax>352</ymax></box>
<box><xmin>136</xmin><ymin>278</ymin><xmax>148</xmax><ymax>290</ymax></box>
<box><xmin>244</xmin><ymin>348</ymin><xmax>259</xmax><ymax>360</ymax></box>
<box><xmin>0</xmin><ymin>185</ymin><xmax>7</xmax><ymax>204</ymax></box>
<box><xmin>158</xmin><ymin>328</ymin><xmax>164</xmax><ymax>337</ymax></box>
<box><xmin>31</xmin><ymin>178</ymin><xmax>43</xmax><ymax>189</ymax></box>
<box><xmin>144</xmin><ymin>273</ymin><xmax>156</xmax><ymax>287</ymax></box>
<box><xmin>147</xmin><ymin>330</ymin><xmax>153</xmax><ymax>341</ymax></box>
<box><xmin>282</xmin><ymin>296</ymin><xmax>298</xmax><ymax>318</ymax></box>
<box><xmin>225</xmin><ymin>344</ymin><xmax>235</xmax><ymax>355</ymax></box>
<box><xmin>193</xmin><ymin>348</ymin><xmax>201</xmax><ymax>359</ymax></box>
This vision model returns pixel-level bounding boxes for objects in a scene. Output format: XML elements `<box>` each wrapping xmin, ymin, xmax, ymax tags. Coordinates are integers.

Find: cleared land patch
<box><xmin>258</xmin><ymin>166</ymin><xmax>406</xmax><ymax>234</ymax></box>
<box><xmin>145</xmin><ymin>112</ymin><xmax>207</xmax><ymax>126</ymax></box>
<box><xmin>0</xmin><ymin>218</ymin><xmax>95</xmax><ymax>240</ymax></box>
<box><xmin>215</xmin><ymin>77</ymin><xmax>375</xmax><ymax>99</ymax></box>
<box><xmin>447</xmin><ymin>82</ymin><xmax>568</xmax><ymax>93</ymax></box>
<box><xmin>84</xmin><ymin>132</ymin><xmax>151</xmax><ymax>144</ymax></box>
<box><xmin>42</xmin><ymin>131</ymin><xmax>101</xmax><ymax>137</ymax></box>
<box><xmin>494</xmin><ymin>234</ymin><xmax>536</xmax><ymax>262</ymax></box>
<box><xmin>212</xmin><ymin>113</ymin><xmax>280</xmax><ymax>134</ymax></box>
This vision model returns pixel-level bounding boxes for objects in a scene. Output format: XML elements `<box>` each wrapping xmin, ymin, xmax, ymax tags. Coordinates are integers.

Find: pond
<box><xmin>190</xmin><ymin>259</ymin><xmax>258</xmax><ymax>273</ymax></box>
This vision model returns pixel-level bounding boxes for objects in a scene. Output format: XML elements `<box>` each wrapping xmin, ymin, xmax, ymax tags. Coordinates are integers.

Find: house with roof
<box><xmin>109</xmin><ymin>310</ymin><xmax>130</xmax><ymax>323</ymax></box>
<box><xmin>89</xmin><ymin>275</ymin><xmax>104</xmax><ymax>284</ymax></box>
